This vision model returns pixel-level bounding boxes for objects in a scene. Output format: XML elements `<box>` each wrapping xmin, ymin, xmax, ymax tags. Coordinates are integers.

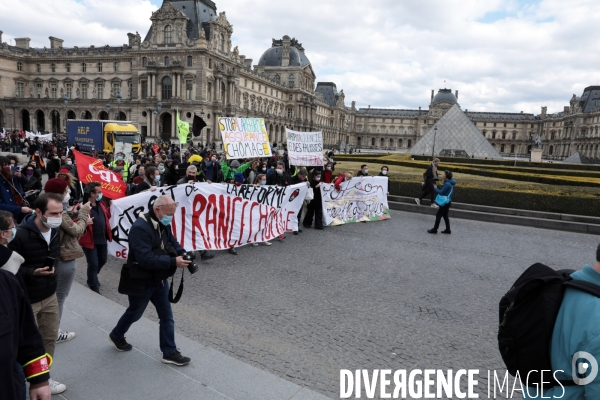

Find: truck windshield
<box><xmin>115</xmin><ymin>134</ymin><xmax>140</xmax><ymax>144</ymax></box>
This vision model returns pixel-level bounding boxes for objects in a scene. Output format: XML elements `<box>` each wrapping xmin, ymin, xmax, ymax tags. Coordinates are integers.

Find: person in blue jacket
<box><xmin>524</xmin><ymin>243</ymin><xmax>600</xmax><ymax>399</ymax></box>
<box><xmin>0</xmin><ymin>155</ymin><xmax>32</xmax><ymax>222</ymax></box>
<box><xmin>427</xmin><ymin>170</ymin><xmax>456</xmax><ymax>234</ymax></box>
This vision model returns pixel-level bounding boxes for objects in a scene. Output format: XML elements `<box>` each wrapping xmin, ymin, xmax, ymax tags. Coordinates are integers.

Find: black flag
<box><xmin>192</xmin><ymin>114</ymin><xmax>207</xmax><ymax>137</ymax></box>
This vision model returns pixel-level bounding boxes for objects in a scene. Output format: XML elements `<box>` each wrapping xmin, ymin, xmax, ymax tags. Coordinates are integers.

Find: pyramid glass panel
<box><xmin>563</xmin><ymin>151</ymin><xmax>591</xmax><ymax>164</ymax></box>
<box><xmin>408</xmin><ymin>104</ymin><xmax>503</xmax><ymax>159</ymax></box>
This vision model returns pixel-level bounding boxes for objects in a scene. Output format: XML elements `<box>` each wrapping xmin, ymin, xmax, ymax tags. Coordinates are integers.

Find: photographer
<box><xmin>109</xmin><ymin>195</ymin><xmax>192</xmax><ymax>366</ymax></box>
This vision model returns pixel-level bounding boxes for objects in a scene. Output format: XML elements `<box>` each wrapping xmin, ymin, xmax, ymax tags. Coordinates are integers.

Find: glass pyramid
<box><xmin>408</xmin><ymin>104</ymin><xmax>503</xmax><ymax>159</ymax></box>
<box><xmin>563</xmin><ymin>151</ymin><xmax>591</xmax><ymax>164</ymax></box>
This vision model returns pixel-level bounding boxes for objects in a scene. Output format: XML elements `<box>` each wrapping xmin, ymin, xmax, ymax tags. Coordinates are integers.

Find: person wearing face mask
<box><xmin>110</xmin><ymin>195</ymin><xmax>192</xmax><ymax>367</ymax></box>
<box><xmin>0</xmin><ymin>156</ymin><xmax>32</xmax><ymax>222</ymax></box>
<box><xmin>22</xmin><ymin>163</ymin><xmax>42</xmax><ymax>204</ymax></box>
<box><xmin>204</xmin><ymin>154</ymin><xmax>221</xmax><ymax>183</ymax></box>
<box><xmin>378</xmin><ymin>166</ymin><xmax>389</xmax><ymax>178</ymax></box>
<box><xmin>245</xmin><ymin>160</ymin><xmax>261</xmax><ymax>186</ymax></box>
<box><xmin>266</xmin><ymin>161</ymin><xmax>291</xmax><ymax>186</ymax></box>
<box><xmin>322</xmin><ymin>162</ymin><xmax>334</xmax><ymax>183</ymax></box>
<box><xmin>356</xmin><ymin>164</ymin><xmax>369</xmax><ymax>177</ymax></box>
<box><xmin>79</xmin><ymin>182</ymin><xmax>112</xmax><ymax>293</ymax></box>
<box><xmin>9</xmin><ymin>193</ymin><xmax>67</xmax><ymax>395</ymax></box>
<box><xmin>29</xmin><ymin>151</ymin><xmax>46</xmax><ymax>175</ymax></box>
<box><xmin>134</xmin><ymin>166</ymin><xmax>161</xmax><ymax>194</ymax></box>
<box><xmin>109</xmin><ymin>152</ymin><xmax>130</xmax><ymax>182</ymax></box>
<box><xmin>62</xmin><ymin>157</ymin><xmax>74</xmax><ymax>174</ymax></box>
<box><xmin>164</xmin><ymin>159</ymin><xmax>180</xmax><ymax>186</ymax></box>
<box><xmin>303</xmin><ymin>171</ymin><xmax>324</xmax><ymax>230</ymax></box>
<box><xmin>46</xmin><ymin>152</ymin><xmax>61</xmax><ymax>179</ymax></box>
<box><xmin>177</xmin><ymin>165</ymin><xmax>200</xmax><ymax>184</ymax></box>
<box><xmin>43</xmin><ymin>179</ymin><xmax>91</xmax><ymax>345</ymax></box>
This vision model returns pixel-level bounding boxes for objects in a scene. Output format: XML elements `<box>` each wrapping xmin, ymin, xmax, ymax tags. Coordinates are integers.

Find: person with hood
<box><xmin>416</xmin><ymin>158</ymin><xmax>440</xmax><ymax>208</ymax></box>
<box><xmin>303</xmin><ymin>170</ymin><xmax>324</xmax><ymax>230</ymax></box>
<box><xmin>8</xmin><ymin>193</ymin><xmax>66</xmax><ymax>395</ymax></box>
<box><xmin>427</xmin><ymin>170</ymin><xmax>456</xmax><ymax>234</ymax></box>
<box><xmin>43</xmin><ymin>178</ymin><xmax>91</xmax><ymax>344</ymax></box>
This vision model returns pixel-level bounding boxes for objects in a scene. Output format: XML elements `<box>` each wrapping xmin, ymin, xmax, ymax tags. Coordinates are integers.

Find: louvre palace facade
<box><xmin>0</xmin><ymin>0</ymin><xmax>599</xmax><ymax>161</ymax></box>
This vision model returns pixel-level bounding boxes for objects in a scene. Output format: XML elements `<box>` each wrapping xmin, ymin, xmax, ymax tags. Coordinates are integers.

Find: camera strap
<box><xmin>168</xmin><ymin>269</ymin><xmax>184</xmax><ymax>304</ymax></box>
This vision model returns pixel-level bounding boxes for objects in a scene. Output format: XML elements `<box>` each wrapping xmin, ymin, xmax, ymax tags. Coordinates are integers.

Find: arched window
<box><xmin>549</xmin><ymin>145</ymin><xmax>554</xmax><ymax>155</ymax></box>
<box><xmin>17</xmin><ymin>62</ymin><xmax>22</xmax><ymax>71</ymax></box>
<box><xmin>162</xmin><ymin>76</ymin><xmax>172</xmax><ymax>100</ymax></box>
<box><xmin>288</xmin><ymin>74</ymin><xmax>295</xmax><ymax>88</ymax></box>
<box><xmin>500</xmin><ymin>144</ymin><xmax>505</xmax><ymax>152</ymax></box>
<box><xmin>510</xmin><ymin>145</ymin><xmax>515</xmax><ymax>153</ymax></box>
<box><xmin>492</xmin><ymin>132</ymin><xmax>496</xmax><ymax>139</ymax></box>
<box><xmin>380</xmin><ymin>138</ymin><xmax>385</xmax><ymax>146</ymax></box>
<box><xmin>164</xmin><ymin>56</ymin><xmax>169</xmax><ymax>67</ymax></box>
<box><xmin>164</xmin><ymin>25</ymin><xmax>173</xmax><ymax>44</ymax></box>
<box><xmin>389</xmin><ymin>138</ymin><xmax>394</xmax><ymax>147</ymax></box>
<box><xmin>399</xmin><ymin>139</ymin><xmax>403</xmax><ymax>148</ymax></box>
<box><xmin>371</xmin><ymin>138</ymin><xmax>375</xmax><ymax>146</ymax></box>
<box><xmin>407</xmin><ymin>139</ymin><xmax>412</xmax><ymax>148</ymax></box>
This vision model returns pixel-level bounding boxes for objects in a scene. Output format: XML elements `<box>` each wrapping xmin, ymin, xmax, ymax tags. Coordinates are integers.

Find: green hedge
<box><xmin>410</xmin><ymin>155</ymin><xmax>600</xmax><ymax>171</ymax></box>
<box><xmin>388</xmin><ymin>181</ymin><xmax>599</xmax><ymax>217</ymax></box>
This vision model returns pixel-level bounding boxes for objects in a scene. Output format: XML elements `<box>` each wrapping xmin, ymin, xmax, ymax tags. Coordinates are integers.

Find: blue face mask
<box><xmin>261</xmin><ymin>181</ymin><xmax>266</xmax><ymax>185</ymax></box>
<box><xmin>154</xmin><ymin>175</ymin><xmax>161</xmax><ymax>182</ymax></box>
<box><xmin>96</xmin><ymin>193</ymin><xmax>103</xmax><ymax>201</ymax></box>
<box><xmin>160</xmin><ymin>215</ymin><xmax>173</xmax><ymax>226</ymax></box>
<box><xmin>117</xmin><ymin>156</ymin><xmax>123</xmax><ymax>161</ymax></box>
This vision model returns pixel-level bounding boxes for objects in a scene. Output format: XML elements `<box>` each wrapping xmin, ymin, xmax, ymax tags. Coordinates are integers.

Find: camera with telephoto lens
<box><xmin>183</xmin><ymin>252</ymin><xmax>198</xmax><ymax>274</ymax></box>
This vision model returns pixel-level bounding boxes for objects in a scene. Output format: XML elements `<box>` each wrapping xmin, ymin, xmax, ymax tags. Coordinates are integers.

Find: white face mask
<box><xmin>314</xmin><ymin>177</ymin><xmax>321</xmax><ymax>182</ymax></box>
<box><xmin>382</xmin><ymin>171</ymin><xmax>387</xmax><ymax>175</ymax></box>
<box><xmin>276</xmin><ymin>168</ymin><xmax>283</xmax><ymax>174</ymax></box>
<box><xmin>42</xmin><ymin>215</ymin><xmax>62</xmax><ymax>229</ymax></box>
<box><xmin>62</xmin><ymin>192</ymin><xmax>71</xmax><ymax>204</ymax></box>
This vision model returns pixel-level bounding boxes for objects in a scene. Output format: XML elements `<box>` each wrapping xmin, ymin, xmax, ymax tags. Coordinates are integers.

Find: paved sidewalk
<box><xmin>49</xmin><ymin>282</ymin><xmax>330</xmax><ymax>400</ymax></box>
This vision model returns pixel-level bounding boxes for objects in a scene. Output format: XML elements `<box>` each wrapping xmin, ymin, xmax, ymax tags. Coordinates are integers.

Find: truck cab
<box><xmin>103</xmin><ymin>123</ymin><xmax>142</xmax><ymax>155</ymax></box>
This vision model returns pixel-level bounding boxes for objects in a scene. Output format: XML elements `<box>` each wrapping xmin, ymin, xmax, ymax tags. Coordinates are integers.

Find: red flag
<box><xmin>73</xmin><ymin>150</ymin><xmax>127</xmax><ymax>199</ymax></box>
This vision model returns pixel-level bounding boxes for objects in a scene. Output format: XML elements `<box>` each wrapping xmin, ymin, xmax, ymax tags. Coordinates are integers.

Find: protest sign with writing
<box><xmin>285</xmin><ymin>129</ymin><xmax>323</xmax><ymax>166</ymax></box>
<box><xmin>320</xmin><ymin>177</ymin><xmax>390</xmax><ymax>226</ymax></box>
<box><xmin>73</xmin><ymin>150</ymin><xmax>127</xmax><ymax>199</ymax></box>
<box><xmin>219</xmin><ymin>117</ymin><xmax>271</xmax><ymax>159</ymax></box>
<box><xmin>107</xmin><ymin>182</ymin><xmax>307</xmax><ymax>259</ymax></box>
<box><xmin>26</xmin><ymin>132</ymin><xmax>53</xmax><ymax>141</ymax></box>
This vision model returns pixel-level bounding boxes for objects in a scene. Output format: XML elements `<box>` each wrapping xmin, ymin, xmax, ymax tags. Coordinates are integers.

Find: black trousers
<box><xmin>303</xmin><ymin>202</ymin><xmax>323</xmax><ymax>228</ymax></box>
<box><xmin>418</xmin><ymin>182</ymin><xmax>436</xmax><ymax>202</ymax></box>
<box><xmin>432</xmin><ymin>203</ymin><xmax>451</xmax><ymax>231</ymax></box>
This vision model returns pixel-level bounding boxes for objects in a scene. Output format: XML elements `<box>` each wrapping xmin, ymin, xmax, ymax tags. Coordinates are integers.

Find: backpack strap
<box><xmin>563</xmin><ymin>280</ymin><xmax>600</xmax><ymax>297</ymax></box>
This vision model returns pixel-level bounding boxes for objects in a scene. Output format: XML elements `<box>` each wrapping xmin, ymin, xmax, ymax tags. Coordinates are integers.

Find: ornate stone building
<box><xmin>0</xmin><ymin>0</ymin><xmax>598</xmax><ymax>161</ymax></box>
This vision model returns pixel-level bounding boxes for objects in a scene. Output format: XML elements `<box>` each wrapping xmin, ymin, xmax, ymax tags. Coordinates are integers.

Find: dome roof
<box><xmin>432</xmin><ymin>89</ymin><xmax>457</xmax><ymax>105</ymax></box>
<box><xmin>257</xmin><ymin>37</ymin><xmax>311</xmax><ymax>67</ymax></box>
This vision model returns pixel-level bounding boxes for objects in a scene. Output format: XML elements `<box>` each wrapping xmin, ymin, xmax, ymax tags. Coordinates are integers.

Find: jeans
<box><xmin>432</xmin><ymin>203</ymin><xmax>451</xmax><ymax>231</ymax></box>
<box><xmin>111</xmin><ymin>280</ymin><xmax>177</xmax><ymax>357</ymax></box>
<box><xmin>55</xmin><ymin>259</ymin><xmax>77</xmax><ymax>323</ymax></box>
<box><xmin>83</xmin><ymin>244</ymin><xmax>107</xmax><ymax>291</ymax></box>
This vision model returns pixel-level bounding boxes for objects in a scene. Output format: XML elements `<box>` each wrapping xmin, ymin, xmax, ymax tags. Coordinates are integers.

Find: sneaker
<box><xmin>262</xmin><ymin>241</ymin><xmax>272</xmax><ymax>246</ymax></box>
<box><xmin>229</xmin><ymin>248</ymin><xmax>238</xmax><ymax>255</ymax></box>
<box><xmin>278</xmin><ymin>234</ymin><xmax>286</xmax><ymax>240</ymax></box>
<box><xmin>109</xmin><ymin>333</ymin><xmax>132</xmax><ymax>352</ymax></box>
<box><xmin>162</xmin><ymin>350</ymin><xmax>191</xmax><ymax>366</ymax></box>
<box><xmin>415</xmin><ymin>198</ymin><xmax>420</xmax><ymax>205</ymax></box>
<box><xmin>200</xmin><ymin>252</ymin><xmax>214</xmax><ymax>261</ymax></box>
<box><xmin>441</xmin><ymin>230</ymin><xmax>452</xmax><ymax>234</ymax></box>
<box><xmin>431</xmin><ymin>203</ymin><xmax>439</xmax><ymax>208</ymax></box>
<box><xmin>252</xmin><ymin>243</ymin><xmax>259</xmax><ymax>247</ymax></box>
<box><xmin>56</xmin><ymin>330</ymin><xmax>75</xmax><ymax>344</ymax></box>
<box><xmin>49</xmin><ymin>379</ymin><xmax>66</xmax><ymax>395</ymax></box>
<box><xmin>427</xmin><ymin>229</ymin><xmax>438</xmax><ymax>234</ymax></box>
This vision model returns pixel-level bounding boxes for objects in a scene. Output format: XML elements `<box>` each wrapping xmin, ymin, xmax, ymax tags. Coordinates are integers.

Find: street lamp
<box><xmin>432</xmin><ymin>126</ymin><xmax>438</xmax><ymax>157</ymax></box>
<box><xmin>116</xmin><ymin>92</ymin><xmax>122</xmax><ymax>120</ymax></box>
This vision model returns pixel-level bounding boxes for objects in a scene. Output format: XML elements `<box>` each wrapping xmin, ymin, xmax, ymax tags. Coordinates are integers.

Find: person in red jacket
<box><xmin>79</xmin><ymin>182</ymin><xmax>112</xmax><ymax>293</ymax></box>
<box><xmin>334</xmin><ymin>171</ymin><xmax>353</xmax><ymax>191</ymax></box>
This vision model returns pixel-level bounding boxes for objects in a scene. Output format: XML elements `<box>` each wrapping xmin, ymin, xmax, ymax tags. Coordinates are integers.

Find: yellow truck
<box><xmin>67</xmin><ymin>119</ymin><xmax>142</xmax><ymax>155</ymax></box>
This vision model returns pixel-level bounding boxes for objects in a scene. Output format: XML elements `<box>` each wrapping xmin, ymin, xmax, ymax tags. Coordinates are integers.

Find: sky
<box><xmin>1</xmin><ymin>0</ymin><xmax>599</xmax><ymax>114</ymax></box>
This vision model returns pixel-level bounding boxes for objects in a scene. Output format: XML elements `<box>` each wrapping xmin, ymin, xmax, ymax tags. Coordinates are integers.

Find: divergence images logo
<box><xmin>572</xmin><ymin>351</ymin><xmax>598</xmax><ymax>385</ymax></box>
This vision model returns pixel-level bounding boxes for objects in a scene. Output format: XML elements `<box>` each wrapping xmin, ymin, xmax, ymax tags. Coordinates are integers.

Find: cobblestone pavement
<box><xmin>74</xmin><ymin>210</ymin><xmax>599</xmax><ymax>399</ymax></box>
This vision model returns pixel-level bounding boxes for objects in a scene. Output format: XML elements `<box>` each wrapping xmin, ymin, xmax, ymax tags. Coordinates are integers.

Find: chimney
<box><xmin>0</xmin><ymin>30</ymin><xmax>3</xmax><ymax>43</ymax></box>
<box><xmin>239</xmin><ymin>55</ymin><xmax>245</xmax><ymax>65</ymax></box>
<box><xmin>431</xmin><ymin>90</ymin><xmax>434</xmax><ymax>101</ymax></box>
<box><xmin>49</xmin><ymin>36</ymin><xmax>63</xmax><ymax>49</ymax></box>
<box><xmin>281</xmin><ymin>35</ymin><xmax>291</xmax><ymax>67</ymax></box>
<box><xmin>521</xmin><ymin>111</ymin><xmax>524</xmax><ymax>113</ymax></box>
<box><xmin>455</xmin><ymin>90</ymin><xmax>458</xmax><ymax>99</ymax></box>
<box><xmin>368</xmin><ymin>105</ymin><xmax>371</xmax><ymax>109</ymax></box>
<box><xmin>244</xmin><ymin>58</ymin><xmax>252</xmax><ymax>69</ymax></box>
<box><xmin>127</xmin><ymin>33</ymin><xmax>135</xmax><ymax>46</ymax></box>
<box><xmin>14</xmin><ymin>38</ymin><xmax>31</xmax><ymax>49</ymax></box>
<box><xmin>564</xmin><ymin>106</ymin><xmax>570</xmax><ymax>113</ymax></box>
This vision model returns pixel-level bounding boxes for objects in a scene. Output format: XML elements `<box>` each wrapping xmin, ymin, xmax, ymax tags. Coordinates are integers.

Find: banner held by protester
<box><xmin>73</xmin><ymin>150</ymin><xmax>127</xmax><ymax>199</ymax></box>
<box><xmin>285</xmin><ymin>129</ymin><xmax>323</xmax><ymax>166</ymax></box>
<box><xmin>320</xmin><ymin>177</ymin><xmax>390</xmax><ymax>226</ymax></box>
<box><xmin>107</xmin><ymin>182</ymin><xmax>307</xmax><ymax>259</ymax></box>
<box><xmin>219</xmin><ymin>117</ymin><xmax>271</xmax><ymax>159</ymax></box>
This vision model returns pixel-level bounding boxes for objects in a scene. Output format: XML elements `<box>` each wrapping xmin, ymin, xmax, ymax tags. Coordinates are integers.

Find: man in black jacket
<box><xmin>266</xmin><ymin>161</ymin><xmax>291</xmax><ymax>186</ymax></box>
<box><xmin>110</xmin><ymin>195</ymin><xmax>193</xmax><ymax>366</ymax></box>
<box><xmin>9</xmin><ymin>193</ymin><xmax>64</xmax><ymax>395</ymax></box>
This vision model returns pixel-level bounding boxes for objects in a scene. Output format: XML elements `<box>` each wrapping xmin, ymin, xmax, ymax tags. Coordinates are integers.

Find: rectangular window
<box><xmin>36</xmin><ymin>83</ymin><xmax>42</xmax><ymax>98</ymax></box>
<box><xmin>244</xmin><ymin>79</ymin><xmax>247</xmax><ymax>87</ymax></box>
<box><xmin>97</xmin><ymin>62</ymin><xmax>102</xmax><ymax>72</ymax></box>
<box><xmin>112</xmin><ymin>83</ymin><xmax>121</xmax><ymax>98</ymax></box>
<box><xmin>51</xmin><ymin>64</ymin><xmax>56</xmax><ymax>73</ymax></box>
<box><xmin>81</xmin><ymin>83</ymin><xmax>88</xmax><ymax>99</ymax></box>
<box><xmin>17</xmin><ymin>82</ymin><xmax>24</xmax><ymax>98</ymax></box>
<box><xmin>287</xmin><ymin>108</ymin><xmax>293</xmax><ymax>118</ymax></box>
<box><xmin>36</xmin><ymin>64</ymin><xmax>41</xmax><ymax>73</ymax></box>
<box><xmin>186</xmin><ymin>80</ymin><xmax>192</xmax><ymax>100</ymax></box>
<box><xmin>82</xmin><ymin>63</ymin><xmax>87</xmax><ymax>73</ymax></box>
<box><xmin>66</xmin><ymin>63</ymin><xmax>71</xmax><ymax>73</ymax></box>
<box><xmin>207</xmin><ymin>82</ymin><xmax>212</xmax><ymax>102</ymax></box>
<box><xmin>114</xmin><ymin>62</ymin><xmax>119</xmax><ymax>72</ymax></box>
<box><xmin>97</xmin><ymin>83</ymin><xmax>104</xmax><ymax>100</ymax></box>
<box><xmin>51</xmin><ymin>83</ymin><xmax>57</xmax><ymax>99</ymax></box>
<box><xmin>66</xmin><ymin>83</ymin><xmax>72</xmax><ymax>99</ymax></box>
<box><xmin>187</xmin><ymin>56</ymin><xmax>193</xmax><ymax>67</ymax></box>
<box><xmin>141</xmin><ymin>80</ymin><xmax>148</xmax><ymax>99</ymax></box>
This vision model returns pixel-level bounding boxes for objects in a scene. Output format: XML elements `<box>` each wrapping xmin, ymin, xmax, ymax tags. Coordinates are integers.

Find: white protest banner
<box><xmin>320</xmin><ymin>177</ymin><xmax>390</xmax><ymax>226</ymax></box>
<box><xmin>107</xmin><ymin>182</ymin><xmax>307</xmax><ymax>259</ymax></box>
<box><xmin>219</xmin><ymin>117</ymin><xmax>271</xmax><ymax>159</ymax></box>
<box><xmin>114</xmin><ymin>142</ymin><xmax>133</xmax><ymax>162</ymax></box>
<box><xmin>285</xmin><ymin>129</ymin><xmax>323</xmax><ymax>166</ymax></box>
<box><xmin>26</xmin><ymin>132</ymin><xmax>53</xmax><ymax>141</ymax></box>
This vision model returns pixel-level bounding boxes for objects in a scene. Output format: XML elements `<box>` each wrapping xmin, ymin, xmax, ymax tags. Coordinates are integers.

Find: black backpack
<box><xmin>498</xmin><ymin>263</ymin><xmax>600</xmax><ymax>387</ymax></box>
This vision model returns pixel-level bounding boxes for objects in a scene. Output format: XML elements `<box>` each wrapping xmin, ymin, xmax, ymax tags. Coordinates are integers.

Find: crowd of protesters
<box><xmin>0</xmin><ymin>131</ymin><xmax>457</xmax><ymax>398</ymax></box>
